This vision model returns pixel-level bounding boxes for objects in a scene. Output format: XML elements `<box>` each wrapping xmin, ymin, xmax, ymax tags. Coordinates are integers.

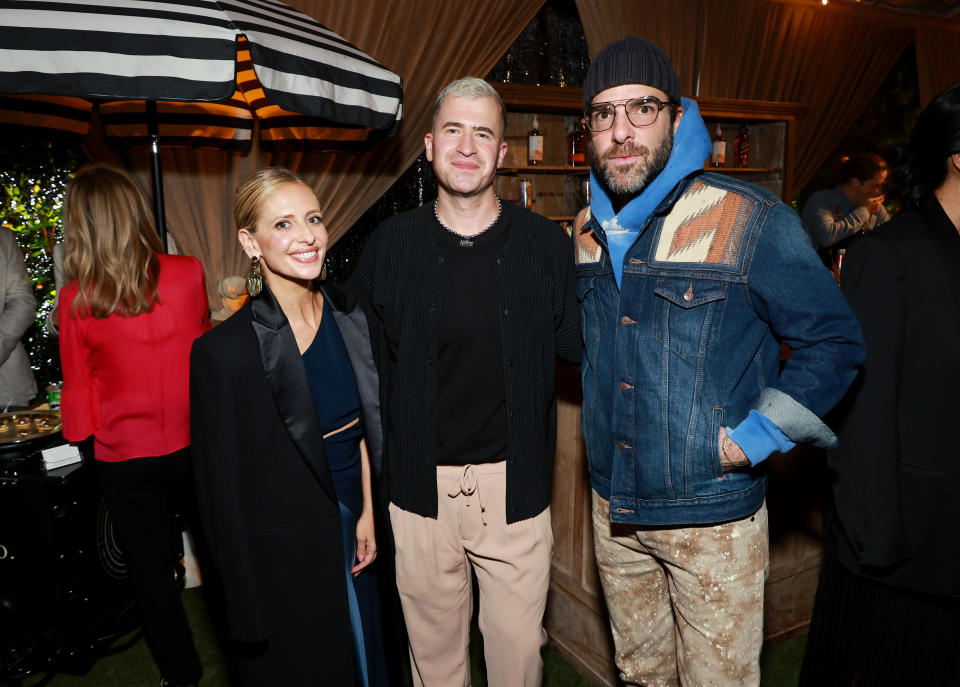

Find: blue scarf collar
<box><xmin>590</xmin><ymin>97</ymin><xmax>712</xmax><ymax>286</ymax></box>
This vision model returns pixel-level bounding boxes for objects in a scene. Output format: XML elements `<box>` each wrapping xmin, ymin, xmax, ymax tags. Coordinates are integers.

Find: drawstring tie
<box><xmin>447</xmin><ymin>464</ymin><xmax>487</xmax><ymax>525</ymax></box>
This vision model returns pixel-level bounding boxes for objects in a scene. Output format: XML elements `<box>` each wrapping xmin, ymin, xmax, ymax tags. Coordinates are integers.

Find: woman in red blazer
<box><xmin>58</xmin><ymin>164</ymin><xmax>210</xmax><ymax>687</ymax></box>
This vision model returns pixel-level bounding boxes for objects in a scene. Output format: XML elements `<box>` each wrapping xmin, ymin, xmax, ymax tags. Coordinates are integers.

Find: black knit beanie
<box><xmin>582</xmin><ymin>36</ymin><xmax>680</xmax><ymax>110</ymax></box>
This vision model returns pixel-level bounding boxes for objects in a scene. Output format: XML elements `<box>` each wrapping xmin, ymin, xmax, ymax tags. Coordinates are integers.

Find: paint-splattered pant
<box><xmin>592</xmin><ymin>492</ymin><xmax>769</xmax><ymax>686</ymax></box>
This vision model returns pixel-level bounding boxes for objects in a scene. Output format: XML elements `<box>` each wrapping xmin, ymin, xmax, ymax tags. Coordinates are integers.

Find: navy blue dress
<box><xmin>302</xmin><ymin>299</ymin><xmax>388</xmax><ymax>687</ymax></box>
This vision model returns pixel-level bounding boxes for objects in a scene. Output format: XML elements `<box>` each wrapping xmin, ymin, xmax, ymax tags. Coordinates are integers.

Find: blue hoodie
<box><xmin>589</xmin><ymin>97</ymin><xmax>712</xmax><ymax>287</ymax></box>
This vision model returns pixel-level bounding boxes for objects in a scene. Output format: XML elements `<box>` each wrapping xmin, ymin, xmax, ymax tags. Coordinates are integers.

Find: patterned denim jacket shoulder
<box><xmin>576</xmin><ymin>172</ymin><xmax>864</xmax><ymax>526</ymax></box>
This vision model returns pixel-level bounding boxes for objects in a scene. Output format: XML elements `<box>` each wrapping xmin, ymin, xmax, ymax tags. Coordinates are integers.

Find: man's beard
<box><xmin>590</xmin><ymin>129</ymin><xmax>674</xmax><ymax>198</ymax></box>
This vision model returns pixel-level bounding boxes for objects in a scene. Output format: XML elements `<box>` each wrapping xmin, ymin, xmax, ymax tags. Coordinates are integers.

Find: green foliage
<box><xmin>0</xmin><ymin>132</ymin><xmax>87</xmax><ymax>393</ymax></box>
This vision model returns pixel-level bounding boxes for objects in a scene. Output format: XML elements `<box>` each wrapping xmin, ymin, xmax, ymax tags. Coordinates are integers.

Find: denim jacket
<box><xmin>576</xmin><ymin>173</ymin><xmax>865</xmax><ymax>526</ymax></box>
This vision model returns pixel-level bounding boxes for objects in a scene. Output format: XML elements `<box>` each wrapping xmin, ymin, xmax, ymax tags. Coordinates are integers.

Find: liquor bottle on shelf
<box><xmin>567</xmin><ymin>122</ymin><xmax>585</xmax><ymax>166</ymax></box>
<box><xmin>734</xmin><ymin>125</ymin><xmax>750</xmax><ymax>168</ymax></box>
<box><xmin>527</xmin><ymin>116</ymin><xmax>544</xmax><ymax>166</ymax></box>
<box><xmin>520</xmin><ymin>178</ymin><xmax>534</xmax><ymax>210</ymax></box>
<box><xmin>711</xmin><ymin>124</ymin><xmax>726</xmax><ymax>167</ymax></box>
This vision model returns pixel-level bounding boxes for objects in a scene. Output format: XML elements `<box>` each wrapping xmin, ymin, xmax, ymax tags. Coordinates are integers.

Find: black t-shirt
<box><xmin>429</xmin><ymin>207</ymin><xmax>509</xmax><ymax>465</ymax></box>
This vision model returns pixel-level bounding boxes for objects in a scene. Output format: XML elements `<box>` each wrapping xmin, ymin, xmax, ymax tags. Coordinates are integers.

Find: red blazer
<box><xmin>59</xmin><ymin>253</ymin><xmax>210</xmax><ymax>461</ymax></box>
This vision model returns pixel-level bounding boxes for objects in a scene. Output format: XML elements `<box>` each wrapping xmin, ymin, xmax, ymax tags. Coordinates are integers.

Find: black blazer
<box><xmin>190</xmin><ymin>281</ymin><xmax>383</xmax><ymax>685</ymax></box>
<box><xmin>829</xmin><ymin>198</ymin><xmax>960</xmax><ymax>598</ymax></box>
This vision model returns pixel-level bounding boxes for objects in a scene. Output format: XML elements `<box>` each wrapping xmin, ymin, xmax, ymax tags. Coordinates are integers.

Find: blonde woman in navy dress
<box><xmin>190</xmin><ymin>168</ymin><xmax>388</xmax><ymax>686</ymax></box>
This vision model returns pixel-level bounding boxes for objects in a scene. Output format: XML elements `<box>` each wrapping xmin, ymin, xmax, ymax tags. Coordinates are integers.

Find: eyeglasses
<box><xmin>584</xmin><ymin>97</ymin><xmax>672</xmax><ymax>132</ymax></box>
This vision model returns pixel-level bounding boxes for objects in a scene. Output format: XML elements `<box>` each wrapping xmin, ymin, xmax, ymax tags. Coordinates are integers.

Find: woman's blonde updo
<box><xmin>233</xmin><ymin>167</ymin><xmax>312</xmax><ymax>235</ymax></box>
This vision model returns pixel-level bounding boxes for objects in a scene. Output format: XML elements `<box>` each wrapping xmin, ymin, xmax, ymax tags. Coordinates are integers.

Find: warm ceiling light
<box><xmin>821</xmin><ymin>0</ymin><xmax>828</xmax><ymax>4</ymax></box>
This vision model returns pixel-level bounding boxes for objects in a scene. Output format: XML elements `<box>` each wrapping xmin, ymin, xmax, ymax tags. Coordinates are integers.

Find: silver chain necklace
<box><xmin>434</xmin><ymin>198</ymin><xmax>502</xmax><ymax>248</ymax></box>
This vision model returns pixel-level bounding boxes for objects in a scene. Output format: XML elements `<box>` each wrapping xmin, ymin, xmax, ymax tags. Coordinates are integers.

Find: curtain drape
<box><xmin>574</xmin><ymin>0</ymin><xmax>913</xmax><ymax>199</ymax></box>
<box><xmin>86</xmin><ymin>0</ymin><xmax>545</xmax><ymax>302</ymax></box>
<box><xmin>701</xmin><ymin>1</ymin><xmax>912</xmax><ymax>196</ymax></box>
<box><xmin>915</xmin><ymin>26</ymin><xmax>960</xmax><ymax>108</ymax></box>
<box><xmin>575</xmin><ymin>0</ymin><xmax>701</xmax><ymax>95</ymax></box>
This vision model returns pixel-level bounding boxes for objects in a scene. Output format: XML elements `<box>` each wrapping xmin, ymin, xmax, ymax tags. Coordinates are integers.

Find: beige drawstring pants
<box><xmin>389</xmin><ymin>462</ymin><xmax>553</xmax><ymax>687</ymax></box>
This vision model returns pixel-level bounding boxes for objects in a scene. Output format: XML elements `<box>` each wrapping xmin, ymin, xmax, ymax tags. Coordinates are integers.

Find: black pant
<box><xmin>97</xmin><ymin>448</ymin><xmax>202</xmax><ymax>684</ymax></box>
<box><xmin>800</xmin><ymin>524</ymin><xmax>960</xmax><ymax>686</ymax></box>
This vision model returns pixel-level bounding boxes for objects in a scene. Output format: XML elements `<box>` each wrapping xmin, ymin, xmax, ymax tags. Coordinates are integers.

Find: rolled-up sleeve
<box><xmin>746</xmin><ymin>203</ymin><xmax>865</xmax><ymax>448</ymax></box>
<box><xmin>801</xmin><ymin>190</ymin><xmax>874</xmax><ymax>248</ymax></box>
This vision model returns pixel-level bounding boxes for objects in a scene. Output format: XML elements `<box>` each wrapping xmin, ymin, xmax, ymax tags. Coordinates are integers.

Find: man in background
<box><xmin>0</xmin><ymin>227</ymin><xmax>37</xmax><ymax>409</ymax></box>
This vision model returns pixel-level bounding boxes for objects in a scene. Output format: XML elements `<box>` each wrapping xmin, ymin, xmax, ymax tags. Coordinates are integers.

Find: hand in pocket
<box><xmin>718</xmin><ymin>426</ymin><xmax>750</xmax><ymax>472</ymax></box>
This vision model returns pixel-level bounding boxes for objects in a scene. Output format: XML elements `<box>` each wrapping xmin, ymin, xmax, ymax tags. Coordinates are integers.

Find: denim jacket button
<box><xmin>621</xmin><ymin>315</ymin><xmax>636</xmax><ymax>325</ymax></box>
<box><xmin>683</xmin><ymin>283</ymin><xmax>694</xmax><ymax>301</ymax></box>
<box><xmin>617</xmin><ymin>441</ymin><xmax>632</xmax><ymax>450</ymax></box>
<box><xmin>619</xmin><ymin>381</ymin><xmax>634</xmax><ymax>391</ymax></box>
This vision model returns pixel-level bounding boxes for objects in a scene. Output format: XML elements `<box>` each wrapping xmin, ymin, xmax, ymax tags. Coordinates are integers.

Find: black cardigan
<box><xmin>351</xmin><ymin>201</ymin><xmax>581</xmax><ymax>523</ymax></box>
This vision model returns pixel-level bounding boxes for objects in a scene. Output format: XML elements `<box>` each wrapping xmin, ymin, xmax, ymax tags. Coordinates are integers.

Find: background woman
<box><xmin>801</xmin><ymin>152</ymin><xmax>890</xmax><ymax>269</ymax></box>
<box><xmin>59</xmin><ymin>163</ymin><xmax>210</xmax><ymax>687</ymax></box>
<box><xmin>800</xmin><ymin>83</ymin><xmax>960</xmax><ymax>684</ymax></box>
<box><xmin>190</xmin><ymin>167</ymin><xmax>388</xmax><ymax>686</ymax></box>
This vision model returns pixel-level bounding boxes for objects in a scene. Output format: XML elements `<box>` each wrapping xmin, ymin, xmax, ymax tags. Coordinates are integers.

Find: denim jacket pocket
<box><xmin>576</xmin><ymin>266</ymin><xmax>607</xmax><ymax>347</ymax></box>
<box><xmin>653</xmin><ymin>277</ymin><xmax>727</xmax><ymax>358</ymax></box>
<box><xmin>574</xmin><ymin>268</ymin><xmax>596</xmax><ymax>302</ymax></box>
<box><xmin>710</xmin><ymin>407</ymin><xmax>726</xmax><ymax>480</ymax></box>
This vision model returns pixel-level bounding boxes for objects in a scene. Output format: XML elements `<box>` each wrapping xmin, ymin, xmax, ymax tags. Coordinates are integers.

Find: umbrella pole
<box><xmin>146</xmin><ymin>100</ymin><xmax>168</xmax><ymax>250</ymax></box>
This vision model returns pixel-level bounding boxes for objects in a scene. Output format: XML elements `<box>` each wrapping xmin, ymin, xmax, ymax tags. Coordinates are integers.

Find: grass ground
<box><xmin>21</xmin><ymin>588</ymin><xmax>805</xmax><ymax>686</ymax></box>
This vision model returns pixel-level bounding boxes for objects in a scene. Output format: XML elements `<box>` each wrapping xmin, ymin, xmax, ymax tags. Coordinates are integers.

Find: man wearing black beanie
<box><xmin>573</xmin><ymin>36</ymin><xmax>865</xmax><ymax>685</ymax></box>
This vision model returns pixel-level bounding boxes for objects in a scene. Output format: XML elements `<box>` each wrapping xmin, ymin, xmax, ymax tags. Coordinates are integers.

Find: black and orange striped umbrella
<box><xmin>1</xmin><ymin>38</ymin><xmax>394</xmax><ymax>153</ymax></box>
<box><xmin>0</xmin><ymin>2</ymin><xmax>403</xmax><ymax>150</ymax></box>
<box><xmin>0</xmin><ymin>0</ymin><xmax>403</xmax><ymax>240</ymax></box>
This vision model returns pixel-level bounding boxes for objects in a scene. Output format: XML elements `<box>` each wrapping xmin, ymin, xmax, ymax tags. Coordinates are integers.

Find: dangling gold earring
<box><xmin>246</xmin><ymin>255</ymin><xmax>263</xmax><ymax>297</ymax></box>
<box><xmin>319</xmin><ymin>262</ymin><xmax>328</xmax><ymax>281</ymax></box>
